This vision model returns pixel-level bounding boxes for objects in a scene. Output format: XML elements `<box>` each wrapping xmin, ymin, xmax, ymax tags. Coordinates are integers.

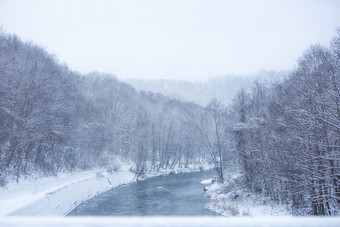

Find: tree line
<box><xmin>187</xmin><ymin>29</ymin><xmax>340</xmax><ymax>215</ymax></box>
<box><xmin>0</xmin><ymin>31</ymin><xmax>209</xmax><ymax>186</ymax></box>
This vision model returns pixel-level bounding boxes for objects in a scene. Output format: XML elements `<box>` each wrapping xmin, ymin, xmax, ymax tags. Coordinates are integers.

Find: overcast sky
<box><xmin>0</xmin><ymin>0</ymin><xmax>339</xmax><ymax>80</ymax></box>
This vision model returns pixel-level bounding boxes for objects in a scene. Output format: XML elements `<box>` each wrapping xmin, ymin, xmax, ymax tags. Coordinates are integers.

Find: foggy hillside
<box><xmin>126</xmin><ymin>70</ymin><xmax>287</xmax><ymax>107</ymax></box>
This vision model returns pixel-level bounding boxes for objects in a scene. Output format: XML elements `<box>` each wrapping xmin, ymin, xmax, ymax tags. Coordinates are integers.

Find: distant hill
<box><xmin>125</xmin><ymin>70</ymin><xmax>288</xmax><ymax>107</ymax></box>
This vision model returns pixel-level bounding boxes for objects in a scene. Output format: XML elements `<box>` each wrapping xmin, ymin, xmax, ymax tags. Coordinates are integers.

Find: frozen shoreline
<box><xmin>202</xmin><ymin>174</ymin><xmax>289</xmax><ymax>216</ymax></box>
<box><xmin>0</xmin><ymin>163</ymin><xmax>212</xmax><ymax>217</ymax></box>
<box><xmin>0</xmin><ymin>165</ymin><xmax>134</xmax><ymax>217</ymax></box>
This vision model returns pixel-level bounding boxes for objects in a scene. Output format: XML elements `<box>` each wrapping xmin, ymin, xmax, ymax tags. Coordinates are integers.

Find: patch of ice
<box><xmin>200</xmin><ymin>179</ymin><xmax>213</xmax><ymax>185</ymax></box>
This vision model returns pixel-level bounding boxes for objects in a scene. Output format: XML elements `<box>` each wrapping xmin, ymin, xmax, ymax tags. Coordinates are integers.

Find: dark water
<box><xmin>68</xmin><ymin>170</ymin><xmax>217</xmax><ymax>216</ymax></box>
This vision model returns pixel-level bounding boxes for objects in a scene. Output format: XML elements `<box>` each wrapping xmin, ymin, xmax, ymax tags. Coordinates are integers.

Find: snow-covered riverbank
<box><xmin>0</xmin><ymin>165</ymin><xmax>134</xmax><ymax>216</ymax></box>
<box><xmin>0</xmin><ymin>162</ymin><xmax>212</xmax><ymax>217</ymax></box>
<box><xmin>202</xmin><ymin>174</ymin><xmax>289</xmax><ymax>216</ymax></box>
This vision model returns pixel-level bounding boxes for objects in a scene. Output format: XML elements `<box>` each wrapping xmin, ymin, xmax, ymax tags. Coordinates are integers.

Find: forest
<box><xmin>1</xmin><ymin>28</ymin><xmax>340</xmax><ymax>216</ymax></box>
<box><xmin>0</xmin><ymin>31</ymin><xmax>209</xmax><ymax>186</ymax></box>
<box><xmin>192</xmin><ymin>29</ymin><xmax>340</xmax><ymax>215</ymax></box>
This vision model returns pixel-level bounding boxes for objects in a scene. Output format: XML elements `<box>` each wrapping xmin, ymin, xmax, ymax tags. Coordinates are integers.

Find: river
<box><xmin>68</xmin><ymin>170</ymin><xmax>217</xmax><ymax>216</ymax></box>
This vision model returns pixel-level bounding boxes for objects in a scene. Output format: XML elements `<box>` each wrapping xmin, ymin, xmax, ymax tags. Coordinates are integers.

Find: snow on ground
<box><xmin>204</xmin><ymin>174</ymin><xmax>289</xmax><ymax>216</ymax></box>
<box><xmin>0</xmin><ymin>162</ymin><xmax>212</xmax><ymax>217</ymax></box>
<box><xmin>0</xmin><ymin>162</ymin><xmax>135</xmax><ymax>217</ymax></box>
<box><xmin>1</xmin><ymin>216</ymin><xmax>340</xmax><ymax>227</ymax></box>
<box><xmin>144</xmin><ymin>163</ymin><xmax>213</xmax><ymax>179</ymax></box>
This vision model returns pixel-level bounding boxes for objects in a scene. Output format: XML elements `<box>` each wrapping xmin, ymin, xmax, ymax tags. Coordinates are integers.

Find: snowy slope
<box><xmin>0</xmin><ymin>165</ymin><xmax>134</xmax><ymax>217</ymax></box>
